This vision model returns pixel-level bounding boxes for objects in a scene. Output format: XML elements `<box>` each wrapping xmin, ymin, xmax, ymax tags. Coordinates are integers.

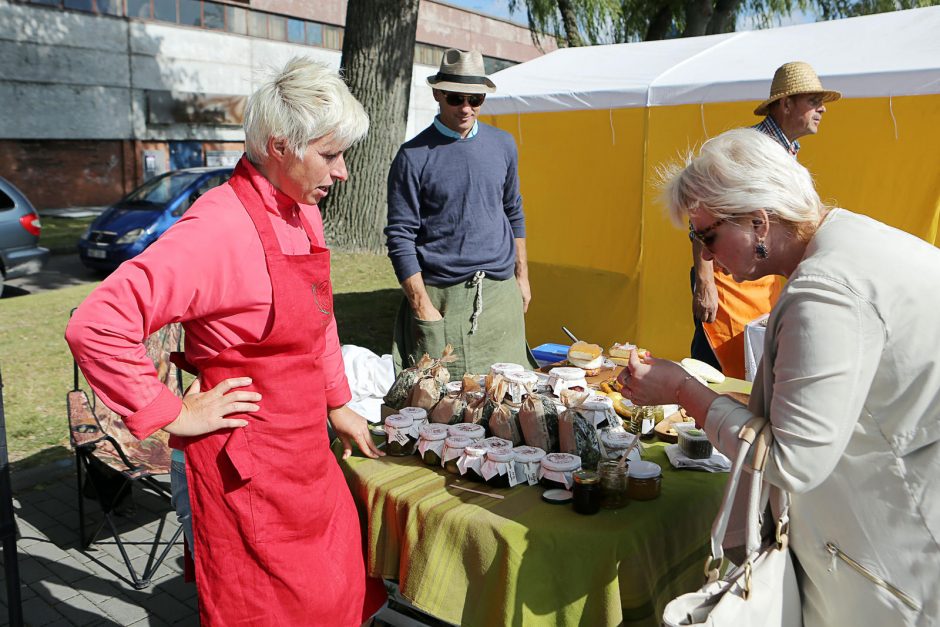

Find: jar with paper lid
<box><xmin>627</xmin><ymin>461</ymin><xmax>662</xmax><ymax>500</ymax></box>
<box><xmin>580</xmin><ymin>393</ymin><xmax>620</xmax><ymax>429</ymax></box>
<box><xmin>456</xmin><ymin>443</ymin><xmax>489</xmax><ymax>482</ymax></box>
<box><xmin>481</xmin><ymin>436</ymin><xmax>513</xmax><ymax>452</ymax></box>
<box><xmin>448</xmin><ymin>422</ymin><xmax>485</xmax><ymax>442</ymax></box>
<box><xmin>417</xmin><ymin>424</ymin><xmax>449</xmax><ymax>467</ymax></box>
<box><xmin>547</xmin><ymin>367</ymin><xmax>588</xmax><ymax>397</ymax></box>
<box><xmin>490</xmin><ymin>362</ymin><xmax>524</xmax><ymax>378</ymax></box>
<box><xmin>598</xmin><ymin>430</ymin><xmax>641</xmax><ymax>463</ymax></box>
<box><xmin>504</xmin><ymin>371</ymin><xmax>540</xmax><ymax>404</ymax></box>
<box><xmin>482</xmin><ymin>448</ymin><xmax>520</xmax><ymax>488</ymax></box>
<box><xmin>399</xmin><ymin>406</ymin><xmax>429</xmax><ymax>431</ymax></box>
<box><xmin>441</xmin><ymin>436</ymin><xmax>472</xmax><ymax>474</ymax></box>
<box><xmin>512</xmin><ymin>446</ymin><xmax>546</xmax><ymax>487</ymax></box>
<box><xmin>384</xmin><ymin>414</ymin><xmax>418</xmax><ymax>457</ymax></box>
<box><xmin>538</xmin><ymin>452</ymin><xmax>582</xmax><ymax>490</ymax></box>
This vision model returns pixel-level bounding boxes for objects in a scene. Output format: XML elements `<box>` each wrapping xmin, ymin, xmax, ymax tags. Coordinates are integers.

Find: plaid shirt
<box><xmin>753</xmin><ymin>116</ymin><xmax>799</xmax><ymax>157</ymax></box>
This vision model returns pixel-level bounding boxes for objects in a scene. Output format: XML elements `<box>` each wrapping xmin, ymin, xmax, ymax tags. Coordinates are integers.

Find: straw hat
<box><xmin>753</xmin><ymin>62</ymin><xmax>841</xmax><ymax>116</ymax></box>
<box><xmin>426</xmin><ymin>48</ymin><xmax>496</xmax><ymax>94</ymax></box>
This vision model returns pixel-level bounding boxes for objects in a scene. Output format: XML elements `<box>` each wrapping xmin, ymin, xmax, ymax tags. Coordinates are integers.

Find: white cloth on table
<box><xmin>341</xmin><ymin>345</ymin><xmax>395</xmax><ymax>423</ymax></box>
<box><xmin>664</xmin><ymin>444</ymin><xmax>731</xmax><ymax>473</ymax></box>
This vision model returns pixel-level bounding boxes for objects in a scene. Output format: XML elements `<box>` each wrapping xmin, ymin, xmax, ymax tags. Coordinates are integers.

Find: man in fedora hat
<box><xmin>689</xmin><ymin>61</ymin><xmax>840</xmax><ymax>377</ymax></box>
<box><xmin>385</xmin><ymin>48</ymin><xmax>534</xmax><ymax>376</ymax></box>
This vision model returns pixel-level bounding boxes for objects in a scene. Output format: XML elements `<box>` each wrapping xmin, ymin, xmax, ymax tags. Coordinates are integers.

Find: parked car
<box><xmin>0</xmin><ymin>176</ymin><xmax>50</xmax><ymax>296</ymax></box>
<box><xmin>78</xmin><ymin>167</ymin><xmax>233</xmax><ymax>272</ymax></box>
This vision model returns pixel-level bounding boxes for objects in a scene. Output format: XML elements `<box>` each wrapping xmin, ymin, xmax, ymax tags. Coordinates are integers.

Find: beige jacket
<box><xmin>706</xmin><ymin>209</ymin><xmax>940</xmax><ymax>627</ymax></box>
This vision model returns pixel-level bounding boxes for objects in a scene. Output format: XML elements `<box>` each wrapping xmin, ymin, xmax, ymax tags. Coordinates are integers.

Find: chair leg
<box><xmin>76</xmin><ymin>450</ymin><xmax>86</xmax><ymax>547</ymax></box>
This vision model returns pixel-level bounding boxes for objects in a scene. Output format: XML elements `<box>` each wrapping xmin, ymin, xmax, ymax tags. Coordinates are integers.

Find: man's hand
<box><xmin>516</xmin><ymin>274</ymin><xmax>531</xmax><ymax>313</ymax></box>
<box><xmin>693</xmin><ymin>276</ymin><xmax>718</xmax><ymax>323</ymax></box>
<box><xmin>329</xmin><ymin>405</ymin><xmax>384</xmax><ymax>459</ymax></box>
<box><xmin>163</xmin><ymin>377</ymin><xmax>259</xmax><ymax>437</ymax></box>
<box><xmin>414</xmin><ymin>305</ymin><xmax>443</xmax><ymax>322</ymax></box>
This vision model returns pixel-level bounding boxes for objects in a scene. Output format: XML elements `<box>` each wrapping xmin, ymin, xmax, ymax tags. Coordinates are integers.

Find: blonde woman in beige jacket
<box><xmin>619</xmin><ymin>128</ymin><xmax>940</xmax><ymax>626</ymax></box>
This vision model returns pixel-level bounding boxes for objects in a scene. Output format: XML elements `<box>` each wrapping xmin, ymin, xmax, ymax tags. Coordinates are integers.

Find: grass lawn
<box><xmin>0</xmin><ymin>252</ymin><xmax>400</xmax><ymax>470</ymax></box>
<box><xmin>39</xmin><ymin>216</ymin><xmax>95</xmax><ymax>254</ymax></box>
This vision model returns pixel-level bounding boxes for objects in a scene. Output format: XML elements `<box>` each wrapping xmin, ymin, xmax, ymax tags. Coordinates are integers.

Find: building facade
<box><xmin>0</xmin><ymin>0</ymin><xmax>554</xmax><ymax>209</ymax></box>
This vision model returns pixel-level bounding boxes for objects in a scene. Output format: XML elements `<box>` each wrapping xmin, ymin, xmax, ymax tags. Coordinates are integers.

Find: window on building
<box><xmin>64</xmin><ymin>0</ymin><xmax>94</xmax><ymax>12</ymax></box>
<box><xmin>322</xmin><ymin>24</ymin><xmax>343</xmax><ymax>50</ymax></box>
<box><xmin>203</xmin><ymin>1</ymin><xmax>224</xmax><ymax>29</ymax></box>
<box><xmin>287</xmin><ymin>18</ymin><xmax>305</xmax><ymax>43</ymax></box>
<box><xmin>305</xmin><ymin>22</ymin><xmax>323</xmax><ymax>46</ymax></box>
<box><xmin>268</xmin><ymin>15</ymin><xmax>287</xmax><ymax>41</ymax></box>
<box><xmin>247</xmin><ymin>11</ymin><xmax>267</xmax><ymax>37</ymax></box>
<box><xmin>226</xmin><ymin>5</ymin><xmax>247</xmax><ymax>34</ymax></box>
<box><xmin>483</xmin><ymin>57</ymin><xmax>515</xmax><ymax>75</ymax></box>
<box><xmin>415</xmin><ymin>43</ymin><xmax>446</xmax><ymax>67</ymax></box>
<box><xmin>178</xmin><ymin>0</ymin><xmax>201</xmax><ymax>26</ymax></box>
<box><xmin>126</xmin><ymin>0</ymin><xmax>151</xmax><ymax>18</ymax></box>
<box><xmin>27</xmin><ymin>0</ymin><xmax>60</xmax><ymax>6</ymax></box>
<box><xmin>96</xmin><ymin>0</ymin><xmax>122</xmax><ymax>15</ymax></box>
<box><xmin>153</xmin><ymin>0</ymin><xmax>177</xmax><ymax>23</ymax></box>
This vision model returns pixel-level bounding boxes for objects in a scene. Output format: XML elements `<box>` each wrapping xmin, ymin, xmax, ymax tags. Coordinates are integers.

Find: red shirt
<box><xmin>65</xmin><ymin>160</ymin><xmax>351</xmax><ymax>440</ymax></box>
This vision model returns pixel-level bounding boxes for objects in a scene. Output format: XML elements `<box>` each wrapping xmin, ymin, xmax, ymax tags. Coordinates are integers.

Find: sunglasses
<box><xmin>689</xmin><ymin>218</ymin><xmax>727</xmax><ymax>252</ymax></box>
<box><xmin>443</xmin><ymin>92</ymin><xmax>485</xmax><ymax>107</ymax></box>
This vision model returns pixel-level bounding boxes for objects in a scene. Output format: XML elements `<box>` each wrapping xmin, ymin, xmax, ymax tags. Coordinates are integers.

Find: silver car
<box><xmin>0</xmin><ymin>176</ymin><xmax>50</xmax><ymax>296</ymax></box>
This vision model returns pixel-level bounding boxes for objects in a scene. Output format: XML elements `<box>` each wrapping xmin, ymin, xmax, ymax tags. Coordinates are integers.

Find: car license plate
<box><xmin>87</xmin><ymin>249</ymin><xmax>107</xmax><ymax>259</ymax></box>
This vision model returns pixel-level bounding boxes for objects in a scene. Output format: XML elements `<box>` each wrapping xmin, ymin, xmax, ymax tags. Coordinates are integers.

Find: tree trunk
<box><xmin>645</xmin><ymin>4</ymin><xmax>675</xmax><ymax>40</ymax></box>
<box><xmin>321</xmin><ymin>0</ymin><xmax>420</xmax><ymax>252</ymax></box>
<box><xmin>705</xmin><ymin>0</ymin><xmax>741</xmax><ymax>34</ymax></box>
<box><xmin>681</xmin><ymin>0</ymin><xmax>713</xmax><ymax>37</ymax></box>
<box><xmin>556</xmin><ymin>0</ymin><xmax>584</xmax><ymax>47</ymax></box>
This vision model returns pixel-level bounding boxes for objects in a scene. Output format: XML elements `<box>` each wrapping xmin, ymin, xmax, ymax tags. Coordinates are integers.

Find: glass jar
<box><xmin>448</xmin><ymin>422</ymin><xmax>485</xmax><ymax>442</ymax></box>
<box><xmin>399</xmin><ymin>406</ymin><xmax>429</xmax><ymax>432</ymax></box>
<box><xmin>504</xmin><ymin>371</ymin><xmax>540</xmax><ymax>403</ymax></box>
<box><xmin>417</xmin><ymin>424</ymin><xmax>449</xmax><ymax>466</ymax></box>
<box><xmin>598</xmin><ymin>460</ymin><xmax>629</xmax><ymax>509</ymax></box>
<box><xmin>482</xmin><ymin>449</ymin><xmax>518</xmax><ymax>488</ymax></box>
<box><xmin>441</xmin><ymin>436</ymin><xmax>472</xmax><ymax>474</ymax></box>
<box><xmin>384</xmin><ymin>414</ymin><xmax>418</xmax><ymax>456</ymax></box>
<box><xmin>538</xmin><ymin>452</ymin><xmax>582</xmax><ymax>490</ymax></box>
<box><xmin>580</xmin><ymin>394</ymin><xmax>619</xmax><ymax>430</ymax></box>
<box><xmin>481</xmin><ymin>436</ymin><xmax>513</xmax><ymax>452</ymax></box>
<box><xmin>547</xmin><ymin>366</ymin><xmax>588</xmax><ymax>397</ymax></box>
<box><xmin>456</xmin><ymin>443</ymin><xmax>489</xmax><ymax>482</ymax></box>
<box><xmin>572</xmin><ymin>470</ymin><xmax>602</xmax><ymax>515</ymax></box>
<box><xmin>490</xmin><ymin>362</ymin><xmax>525</xmax><ymax>378</ymax></box>
<box><xmin>512</xmin><ymin>446</ymin><xmax>546</xmax><ymax>486</ymax></box>
<box><xmin>628</xmin><ymin>406</ymin><xmax>657</xmax><ymax>439</ymax></box>
<box><xmin>598</xmin><ymin>430</ymin><xmax>641</xmax><ymax>463</ymax></box>
<box><xmin>627</xmin><ymin>461</ymin><xmax>662</xmax><ymax>500</ymax></box>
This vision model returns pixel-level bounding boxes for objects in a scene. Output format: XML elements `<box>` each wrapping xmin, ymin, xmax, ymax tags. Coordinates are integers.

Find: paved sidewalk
<box><xmin>2</xmin><ymin>462</ymin><xmax>197</xmax><ymax>626</ymax></box>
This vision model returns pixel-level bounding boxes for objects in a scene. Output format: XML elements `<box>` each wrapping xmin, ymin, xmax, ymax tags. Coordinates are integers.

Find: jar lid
<box><xmin>486</xmin><ymin>449</ymin><xmax>514</xmax><ymax>463</ymax></box>
<box><xmin>678</xmin><ymin>427</ymin><xmax>709</xmax><ymax>442</ymax></box>
<box><xmin>445</xmin><ymin>381</ymin><xmax>463</xmax><ymax>393</ymax></box>
<box><xmin>399</xmin><ymin>407</ymin><xmax>428</xmax><ymax>421</ymax></box>
<box><xmin>505</xmin><ymin>371</ymin><xmax>539</xmax><ymax>385</ymax></box>
<box><xmin>581</xmin><ymin>394</ymin><xmax>614</xmax><ymax>411</ymax></box>
<box><xmin>491</xmin><ymin>362</ymin><xmax>525</xmax><ymax>376</ymax></box>
<box><xmin>513</xmin><ymin>446</ymin><xmax>546</xmax><ymax>463</ymax></box>
<box><xmin>628</xmin><ymin>460</ymin><xmax>662</xmax><ymax>479</ymax></box>
<box><xmin>448</xmin><ymin>423</ymin><xmax>484</xmax><ymax>438</ymax></box>
<box><xmin>385</xmin><ymin>414</ymin><xmax>413</xmax><ymax>428</ymax></box>
<box><xmin>573</xmin><ymin>470</ymin><xmax>600</xmax><ymax>485</ymax></box>
<box><xmin>540</xmin><ymin>452</ymin><xmax>581</xmax><ymax>472</ymax></box>
<box><xmin>464</xmin><ymin>444</ymin><xmax>488</xmax><ymax>457</ymax></box>
<box><xmin>443</xmin><ymin>435</ymin><xmax>472</xmax><ymax>449</ymax></box>
<box><xmin>482</xmin><ymin>437</ymin><xmax>513</xmax><ymax>451</ymax></box>
<box><xmin>548</xmin><ymin>366</ymin><xmax>586</xmax><ymax>381</ymax></box>
<box><xmin>419</xmin><ymin>424</ymin><xmax>449</xmax><ymax>440</ymax></box>
<box><xmin>600</xmin><ymin>430</ymin><xmax>637</xmax><ymax>449</ymax></box>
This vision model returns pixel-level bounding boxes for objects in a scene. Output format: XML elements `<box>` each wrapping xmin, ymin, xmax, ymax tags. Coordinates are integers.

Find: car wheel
<box><xmin>0</xmin><ymin>271</ymin><xmax>5</xmax><ymax>298</ymax></box>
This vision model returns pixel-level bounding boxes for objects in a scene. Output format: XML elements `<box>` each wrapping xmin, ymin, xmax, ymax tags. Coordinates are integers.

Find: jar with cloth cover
<box><xmin>539</xmin><ymin>452</ymin><xmax>582</xmax><ymax>490</ymax></box>
<box><xmin>417</xmin><ymin>424</ymin><xmax>449</xmax><ymax>466</ymax></box>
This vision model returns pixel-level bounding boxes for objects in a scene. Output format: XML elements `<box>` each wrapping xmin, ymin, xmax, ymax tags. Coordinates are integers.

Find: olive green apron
<box><xmin>392</xmin><ymin>275</ymin><xmax>536</xmax><ymax>377</ymax></box>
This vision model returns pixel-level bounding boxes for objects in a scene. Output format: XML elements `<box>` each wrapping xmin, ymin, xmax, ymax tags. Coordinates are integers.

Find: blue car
<box><xmin>79</xmin><ymin>167</ymin><xmax>233</xmax><ymax>272</ymax></box>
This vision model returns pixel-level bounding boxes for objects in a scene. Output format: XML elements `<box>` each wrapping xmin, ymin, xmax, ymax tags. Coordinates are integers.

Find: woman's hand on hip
<box><xmin>329</xmin><ymin>405</ymin><xmax>384</xmax><ymax>459</ymax></box>
<box><xmin>163</xmin><ymin>377</ymin><xmax>259</xmax><ymax>437</ymax></box>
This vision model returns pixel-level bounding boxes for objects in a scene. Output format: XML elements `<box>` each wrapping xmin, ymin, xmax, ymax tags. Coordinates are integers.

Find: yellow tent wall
<box><xmin>484</xmin><ymin>93</ymin><xmax>940</xmax><ymax>359</ymax></box>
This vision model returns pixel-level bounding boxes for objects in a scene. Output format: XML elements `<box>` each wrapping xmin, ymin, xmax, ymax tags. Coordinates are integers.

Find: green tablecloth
<box><xmin>337</xmin><ymin>442</ymin><xmax>728</xmax><ymax>626</ymax></box>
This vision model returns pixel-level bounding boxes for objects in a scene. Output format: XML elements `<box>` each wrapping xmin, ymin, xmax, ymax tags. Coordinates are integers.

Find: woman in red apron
<box><xmin>66</xmin><ymin>59</ymin><xmax>386</xmax><ymax>625</ymax></box>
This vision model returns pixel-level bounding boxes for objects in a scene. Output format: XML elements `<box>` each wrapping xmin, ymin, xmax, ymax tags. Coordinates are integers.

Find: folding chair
<box><xmin>67</xmin><ymin>322</ymin><xmax>185</xmax><ymax>589</ymax></box>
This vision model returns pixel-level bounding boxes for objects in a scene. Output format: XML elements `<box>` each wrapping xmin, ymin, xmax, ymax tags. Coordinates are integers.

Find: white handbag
<box><xmin>662</xmin><ymin>417</ymin><xmax>802</xmax><ymax>627</ymax></box>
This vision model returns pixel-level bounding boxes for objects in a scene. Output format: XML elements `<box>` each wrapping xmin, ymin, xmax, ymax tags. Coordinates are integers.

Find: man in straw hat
<box><xmin>385</xmin><ymin>48</ymin><xmax>534</xmax><ymax>376</ymax></box>
<box><xmin>689</xmin><ymin>61</ymin><xmax>840</xmax><ymax>377</ymax></box>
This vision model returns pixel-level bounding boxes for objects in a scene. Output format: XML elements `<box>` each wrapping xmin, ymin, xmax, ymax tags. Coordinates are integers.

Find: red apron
<box><xmin>178</xmin><ymin>160</ymin><xmax>385</xmax><ymax>626</ymax></box>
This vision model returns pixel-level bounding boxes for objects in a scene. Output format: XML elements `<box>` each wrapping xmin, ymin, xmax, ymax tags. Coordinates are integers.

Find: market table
<box><xmin>337</xmin><ymin>440</ymin><xmax>730</xmax><ymax>626</ymax></box>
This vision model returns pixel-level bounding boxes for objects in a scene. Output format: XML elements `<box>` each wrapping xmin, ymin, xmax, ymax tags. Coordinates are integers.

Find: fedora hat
<box><xmin>426</xmin><ymin>48</ymin><xmax>496</xmax><ymax>94</ymax></box>
<box><xmin>754</xmin><ymin>61</ymin><xmax>841</xmax><ymax>116</ymax></box>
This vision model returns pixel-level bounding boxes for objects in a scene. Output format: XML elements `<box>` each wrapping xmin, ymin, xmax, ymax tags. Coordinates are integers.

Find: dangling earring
<box><xmin>756</xmin><ymin>239</ymin><xmax>769</xmax><ymax>259</ymax></box>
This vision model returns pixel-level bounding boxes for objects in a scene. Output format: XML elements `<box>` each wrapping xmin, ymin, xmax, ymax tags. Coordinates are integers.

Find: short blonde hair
<box><xmin>661</xmin><ymin>129</ymin><xmax>825</xmax><ymax>240</ymax></box>
<box><xmin>243</xmin><ymin>57</ymin><xmax>369</xmax><ymax>163</ymax></box>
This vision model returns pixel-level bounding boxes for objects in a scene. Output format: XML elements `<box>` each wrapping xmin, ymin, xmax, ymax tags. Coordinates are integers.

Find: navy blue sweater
<box><xmin>385</xmin><ymin>122</ymin><xmax>525</xmax><ymax>286</ymax></box>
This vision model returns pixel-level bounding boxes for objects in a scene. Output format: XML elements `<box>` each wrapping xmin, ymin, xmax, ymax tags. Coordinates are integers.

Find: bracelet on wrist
<box><xmin>675</xmin><ymin>374</ymin><xmax>696</xmax><ymax>406</ymax></box>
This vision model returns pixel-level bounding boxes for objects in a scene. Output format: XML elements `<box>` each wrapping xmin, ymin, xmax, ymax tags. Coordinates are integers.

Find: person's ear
<box><xmin>752</xmin><ymin>209</ymin><xmax>771</xmax><ymax>237</ymax></box>
<box><xmin>267</xmin><ymin>137</ymin><xmax>289</xmax><ymax>163</ymax></box>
